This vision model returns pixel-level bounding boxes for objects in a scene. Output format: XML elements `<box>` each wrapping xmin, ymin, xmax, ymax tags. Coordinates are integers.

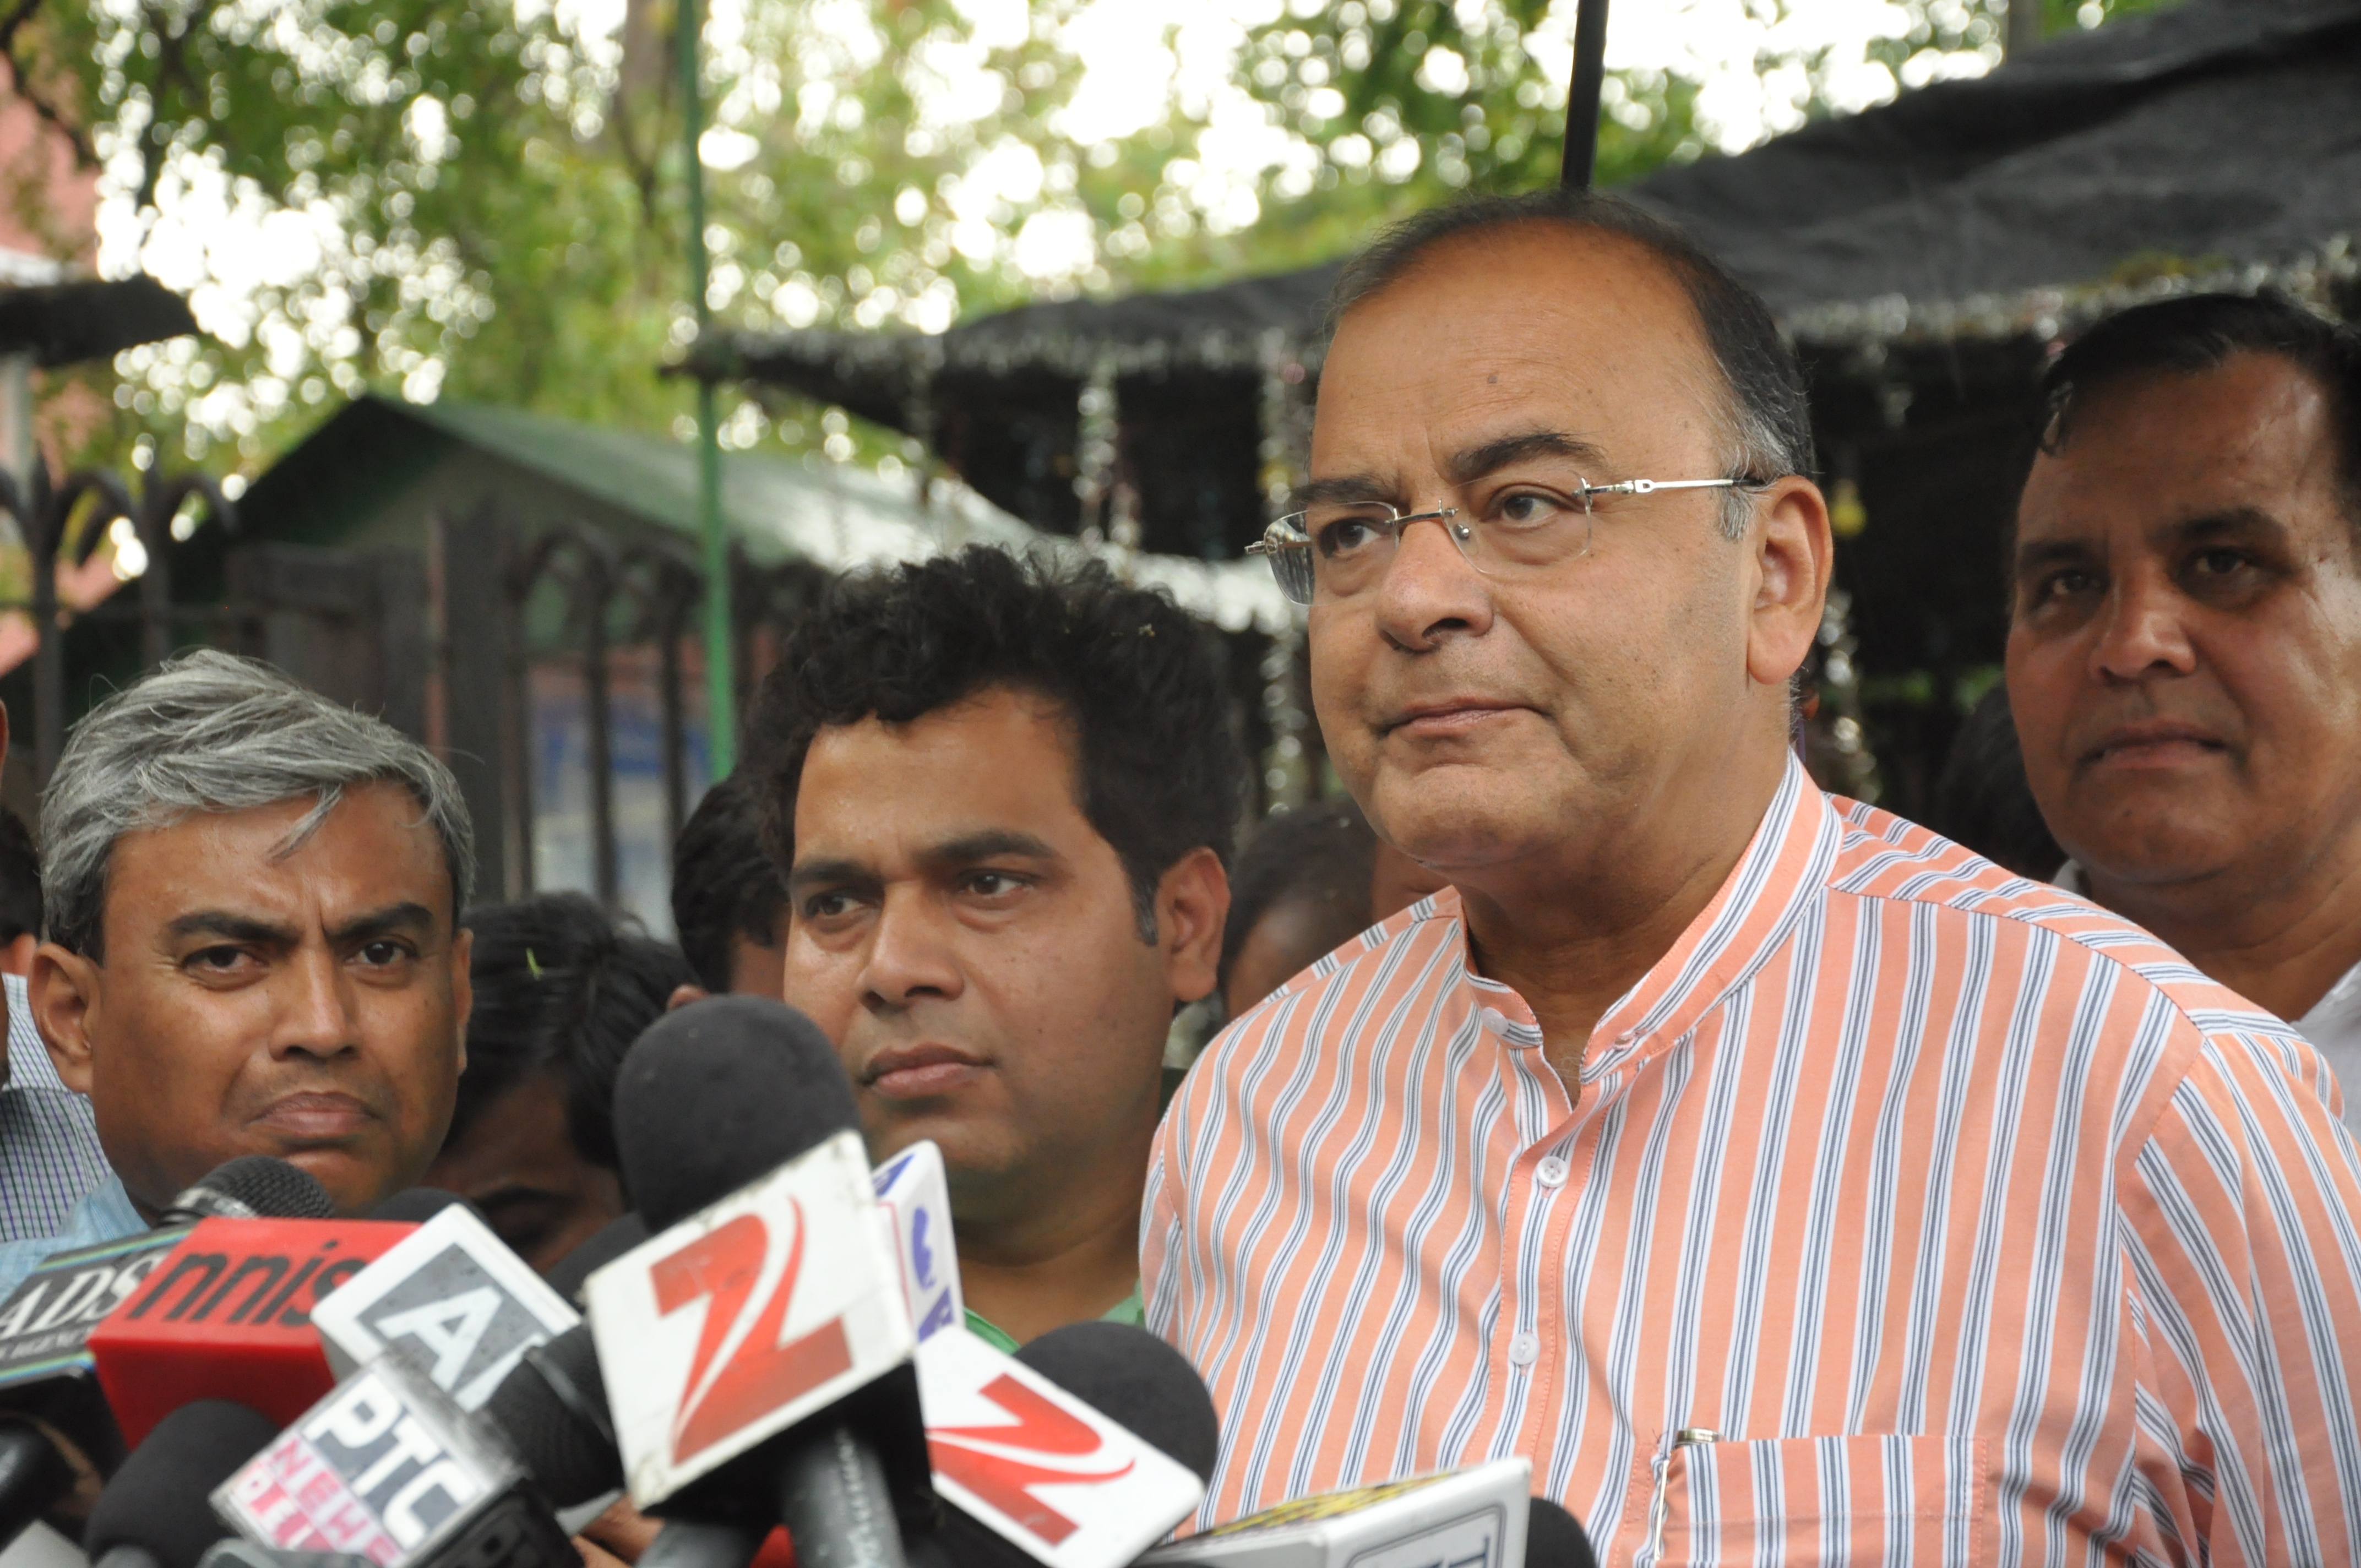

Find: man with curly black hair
<box><xmin>748</xmin><ymin>546</ymin><xmax>1243</xmax><ymax>1348</ymax></box>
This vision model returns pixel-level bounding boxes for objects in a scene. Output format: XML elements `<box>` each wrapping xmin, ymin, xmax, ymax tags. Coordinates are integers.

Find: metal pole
<box><xmin>678</xmin><ymin>0</ymin><xmax>736</xmax><ymax>780</ymax></box>
<box><xmin>1561</xmin><ymin>0</ymin><xmax>1611</xmax><ymax>190</ymax></box>
<box><xmin>2005</xmin><ymin>0</ymin><xmax>2041</xmax><ymax>59</ymax></box>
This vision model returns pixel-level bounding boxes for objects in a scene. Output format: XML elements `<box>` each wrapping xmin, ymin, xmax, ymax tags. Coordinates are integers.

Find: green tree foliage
<box><xmin>1223</xmin><ymin>0</ymin><xmax>2182</xmax><ymax>268</ymax></box>
<box><xmin>3</xmin><ymin>0</ymin><xmax>2181</xmax><ymax>481</ymax></box>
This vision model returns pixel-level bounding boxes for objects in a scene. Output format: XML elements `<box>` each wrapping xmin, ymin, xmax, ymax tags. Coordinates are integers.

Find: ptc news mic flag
<box><xmin>214</xmin><ymin>1349</ymin><xmax>573</xmax><ymax>1568</ymax></box>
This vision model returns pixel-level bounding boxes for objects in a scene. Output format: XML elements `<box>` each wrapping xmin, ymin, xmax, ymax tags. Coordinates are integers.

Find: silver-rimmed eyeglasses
<box><xmin>1245</xmin><ymin>473</ymin><xmax>1754</xmax><ymax>607</ymax></box>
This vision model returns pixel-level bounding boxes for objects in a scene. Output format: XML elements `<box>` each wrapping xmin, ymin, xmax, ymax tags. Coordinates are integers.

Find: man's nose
<box><xmin>275</xmin><ymin>945</ymin><xmax>358</xmax><ymax>1060</ymax></box>
<box><xmin>1372</xmin><ymin>511</ymin><xmax>1495</xmax><ymax>651</ymax></box>
<box><xmin>2090</xmin><ymin>569</ymin><xmax>2199</xmax><ymax>684</ymax></box>
<box><xmin>859</xmin><ymin>890</ymin><xmax>965</xmax><ymax>1011</ymax></box>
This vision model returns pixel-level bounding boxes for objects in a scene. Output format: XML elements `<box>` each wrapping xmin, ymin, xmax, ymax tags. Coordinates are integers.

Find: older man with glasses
<box><xmin>1145</xmin><ymin>188</ymin><xmax>2361</xmax><ymax>1566</ymax></box>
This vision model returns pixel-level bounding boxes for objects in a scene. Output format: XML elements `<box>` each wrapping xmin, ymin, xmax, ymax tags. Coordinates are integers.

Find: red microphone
<box><xmin>87</xmin><ymin>1217</ymin><xmax>412</xmax><ymax>1446</ymax></box>
<box><xmin>0</xmin><ymin>1157</ymin><xmax>347</xmax><ymax>1549</ymax></box>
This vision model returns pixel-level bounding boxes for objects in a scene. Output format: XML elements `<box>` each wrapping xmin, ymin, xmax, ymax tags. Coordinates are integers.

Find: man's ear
<box><xmin>1746</xmin><ymin>475</ymin><xmax>1835</xmax><ymax>688</ymax></box>
<box><xmin>1154</xmin><ymin>847</ymin><xmax>1230</xmax><ymax>1007</ymax></box>
<box><xmin>30</xmin><ymin>942</ymin><xmax>101</xmax><ymax>1096</ymax></box>
<box><xmin>667</xmin><ymin>983</ymin><xmax>711</xmax><ymax>1011</ymax></box>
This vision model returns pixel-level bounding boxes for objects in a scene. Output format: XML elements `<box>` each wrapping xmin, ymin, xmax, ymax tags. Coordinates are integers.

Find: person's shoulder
<box><xmin>1200</xmin><ymin>889</ymin><xmax>1464</xmax><ymax>1061</ymax></box>
<box><xmin>1824</xmin><ymin>795</ymin><xmax>2287</xmax><ymax>1037</ymax></box>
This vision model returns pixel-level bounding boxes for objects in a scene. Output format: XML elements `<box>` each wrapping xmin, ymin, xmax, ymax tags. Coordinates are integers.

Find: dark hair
<box><xmin>1218</xmin><ymin>799</ymin><xmax>1376</xmax><ymax>995</ymax></box>
<box><xmin>2034</xmin><ymin>290</ymin><xmax>2361</xmax><ymax>522</ymax></box>
<box><xmin>450</xmin><ymin>893</ymin><xmax>696</xmax><ymax>1171</ymax></box>
<box><xmin>1326</xmin><ymin>186</ymin><xmax>1816</xmax><ymax>537</ymax></box>
<box><xmin>671</xmin><ymin>773</ymin><xmax>787</xmax><ymax>993</ymax></box>
<box><xmin>748</xmin><ymin>547</ymin><xmax>1247</xmax><ymax>938</ymax></box>
<box><xmin>1925</xmin><ymin>683</ymin><xmax>2064</xmax><ymax>883</ymax></box>
<box><xmin>0</xmin><ymin>807</ymin><xmax>40</xmax><ymax>945</ymax></box>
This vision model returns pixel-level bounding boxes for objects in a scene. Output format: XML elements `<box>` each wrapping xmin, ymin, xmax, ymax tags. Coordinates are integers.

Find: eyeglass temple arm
<box><xmin>1596</xmin><ymin>477</ymin><xmax>1748</xmax><ymax>496</ymax></box>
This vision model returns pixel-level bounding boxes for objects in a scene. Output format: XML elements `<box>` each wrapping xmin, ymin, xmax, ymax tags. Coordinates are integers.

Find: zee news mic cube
<box><xmin>583</xmin><ymin>1128</ymin><xmax>932</xmax><ymax>1527</ymax></box>
<box><xmin>213</xmin><ymin>1349</ymin><xmax>573</xmax><ymax>1568</ymax></box>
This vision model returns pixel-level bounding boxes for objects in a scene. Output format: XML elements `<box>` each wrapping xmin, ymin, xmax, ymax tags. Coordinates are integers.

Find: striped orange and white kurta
<box><xmin>1144</xmin><ymin>756</ymin><xmax>2361</xmax><ymax>1566</ymax></box>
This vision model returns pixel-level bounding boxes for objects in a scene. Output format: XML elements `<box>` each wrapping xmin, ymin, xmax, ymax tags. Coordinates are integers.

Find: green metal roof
<box><xmin>238</xmin><ymin>392</ymin><xmax>1291</xmax><ymax>631</ymax></box>
<box><xmin>387</xmin><ymin>395</ymin><xmax>1033</xmax><ymax>568</ymax></box>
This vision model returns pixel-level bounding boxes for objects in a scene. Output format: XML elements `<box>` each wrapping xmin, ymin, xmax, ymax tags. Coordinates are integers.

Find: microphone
<box><xmin>910</xmin><ymin>1321</ymin><xmax>1205</xmax><ymax>1568</ymax></box>
<box><xmin>0</xmin><ymin>1158</ymin><xmax>343</xmax><ymax>1547</ymax></box>
<box><xmin>309</xmin><ymin>1200</ymin><xmax>579</xmax><ymax>1410</ymax></box>
<box><xmin>198</xmin><ymin>1547</ymin><xmax>377</xmax><ymax>1568</ymax></box>
<box><xmin>544</xmin><ymin>1212</ymin><xmax>649</xmax><ymax>1305</ymax></box>
<box><xmin>1136</xmin><ymin>1457</ymin><xmax>1542</xmax><ymax>1568</ymax></box>
<box><xmin>873</xmin><ymin>1142</ymin><xmax>962</xmax><ymax>1343</ymax></box>
<box><xmin>480</xmin><ymin>1322</ymin><xmax>622</xmax><ymax>1509</ymax></box>
<box><xmin>584</xmin><ymin>996</ymin><xmax>929</xmax><ymax>1566</ymax></box>
<box><xmin>1010</xmin><ymin>1323</ymin><xmax>1217</xmax><ymax>1484</ymax></box>
<box><xmin>86</xmin><ymin>1213</ymin><xmax>414</xmax><ymax>1447</ymax></box>
<box><xmin>84</xmin><ymin>1399</ymin><xmax>281</xmax><ymax>1568</ymax></box>
<box><xmin>165</xmin><ymin>1159</ymin><xmax>339</xmax><ymax>1225</ymax></box>
<box><xmin>1522</xmin><ymin>1499</ymin><xmax>1596</xmax><ymax>1568</ymax></box>
<box><xmin>212</xmin><ymin>1349</ymin><xmax>574</xmax><ymax>1568</ymax></box>
<box><xmin>485</xmin><ymin>1136</ymin><xmax>969</xmax><ymax>1509</ymax></box>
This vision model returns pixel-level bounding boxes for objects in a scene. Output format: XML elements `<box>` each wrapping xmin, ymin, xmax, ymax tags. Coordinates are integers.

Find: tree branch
<box><xmin>0</xmin><ymin>0</ymin><xmax>101</xmax><ymax>170</ymax></box>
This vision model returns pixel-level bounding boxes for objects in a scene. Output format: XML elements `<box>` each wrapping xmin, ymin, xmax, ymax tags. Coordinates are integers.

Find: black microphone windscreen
<box><xmin>545</xmin><ymin>1211</ymin><xmax>648</xmax><ymax>1303</ymax></box>
<box><xmin>1524</xmin><ymin>1498</ymin><xmax>1597</xmax><ymax>1568</ymax></box>
<box><xmin>165</xmin><ymin>1156</ymin><xmax>335</xmax><ymax>1222</ymax></box>
<box><xmin>483</xmin><ymin>1322</ymin><xmax>619</xmax><ymax>1506</ymax></box>
<box><xmin>367</xmin><ymin>1186</ymin><xmax>483</xmax><ymax>1224</ymax></box>
<box><xmin>1011</xmin><ymin>1321</ymin><xmax>1219</xmax><ymax>1484</ymax></box>
<box><xmin>613</xmin><ymin>995</ymin><xmax>858</xmax><ymax>1230</ymax></box>
<box><xmin>86</xmin><ymin>1400</ymin><xmax>281</xmax><ymax>1568</ymax></box>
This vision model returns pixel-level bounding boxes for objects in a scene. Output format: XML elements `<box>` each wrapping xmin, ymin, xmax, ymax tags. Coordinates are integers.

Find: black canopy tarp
<box><xmin>712</xmin><ymin>0</ymin><xmax>2361</xmax><ymax>815</ymax></box>
<box><xmin>719</xmin><ymin>0</ymin><xmax>2361</xmax><ymax>426</ymax></box>
<box><xmin>0</xmin><ymin>275</ymin><xmax>198</xmax><ymax>368</ymax></box>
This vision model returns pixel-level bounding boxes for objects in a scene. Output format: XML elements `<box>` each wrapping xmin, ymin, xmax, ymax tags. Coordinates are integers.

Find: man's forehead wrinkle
<box><xmin>1292</xmin><ymin>471</ymin><xmax>1402</xmax><ymax>508</ymax></box>
<box><xmin>164</xmin><ymin>909</ymin><xmax>297</xmax><ymax>944</ymax></box>
<box><xmin>1442</xmin><ymin>430</ymin><xmax>1612</xmax><ymax>486</ymax></box>
<box><xmin>921</xmin><ymin>829</ymin><xmax>1062</xmax><ymax>864</ymax></box>
<box><xmin>787</xmin><ymin>853</ymin><xmax>877</xmax><ymax>892</ymax></box>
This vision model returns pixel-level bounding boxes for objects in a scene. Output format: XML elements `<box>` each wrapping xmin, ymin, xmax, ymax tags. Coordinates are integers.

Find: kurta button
<box><xmin>1614</xmin><ymin>1030</ymin><xmax>1636</xmax><ymax>1047</ymax></box>
<box><xmin>1508</xmin><ymin>1332</ymin><xmax>1540</xmax><ymax>1367</ymax></box>
<box><xmin>1537</xmin><ymin>1156</ymin><xmax>1569</xmax><ymax>1188</ymax></box>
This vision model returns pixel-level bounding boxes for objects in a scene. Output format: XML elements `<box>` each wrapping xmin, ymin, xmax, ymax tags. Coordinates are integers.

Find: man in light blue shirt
<box><xmin>0</xmin><ymin>651</ymin><xmax>477</xmax><ymax>1300</ymax></box>
<box><xmin>0</xmin><ymin>971</ymin><xmax>110</xmax><ymax>1246</ymax></box>
<box><xmin>0</xmin><ymin>694</ymin><xmax>116</xmax><ymax>1259</ymax></box>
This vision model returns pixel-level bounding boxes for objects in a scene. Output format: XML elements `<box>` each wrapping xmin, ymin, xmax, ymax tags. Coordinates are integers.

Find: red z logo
<box><xmin>929</xmin><ymin>1375</ymin><xmax>1135</xmax><ymax>1545</ymax></box>
<box><xmin>651</xmin><ymin>1204</ymin><xmax>855</xmax><ymax>1462</ymax></box>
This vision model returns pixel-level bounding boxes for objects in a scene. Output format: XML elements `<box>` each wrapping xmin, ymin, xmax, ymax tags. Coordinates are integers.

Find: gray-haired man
<box><xmin>0</xmin><ymin>651</ymin><xmax>475</xmax><ymax>1294</ymax></box>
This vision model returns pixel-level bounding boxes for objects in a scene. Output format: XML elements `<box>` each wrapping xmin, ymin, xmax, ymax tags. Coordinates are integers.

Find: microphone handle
<box><xmin>774</xmin><ymin>1422</ymin><xmax>907</xmax><ymax>1568</ymax></box>
<box><xmin>91</xmin><ymin>1549</ymin><xmax>164</xmax><ymax>1568</ymax></box>
<box><xmin>641</xmin><ymin>1520</ymin><xmax>765</xmax><ymax>1568</ymax></box>
<box><xmin>0</xmin><ymin>1418</ymin><xmax>70</xmax><ymax>1550</ymax></box>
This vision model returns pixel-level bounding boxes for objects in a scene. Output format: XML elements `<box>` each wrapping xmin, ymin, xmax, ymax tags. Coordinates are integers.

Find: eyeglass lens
<box><xmin>1271</xmin><ymin>483</ymin><xmax>1599</xmax><ymax>606</ymax></box>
